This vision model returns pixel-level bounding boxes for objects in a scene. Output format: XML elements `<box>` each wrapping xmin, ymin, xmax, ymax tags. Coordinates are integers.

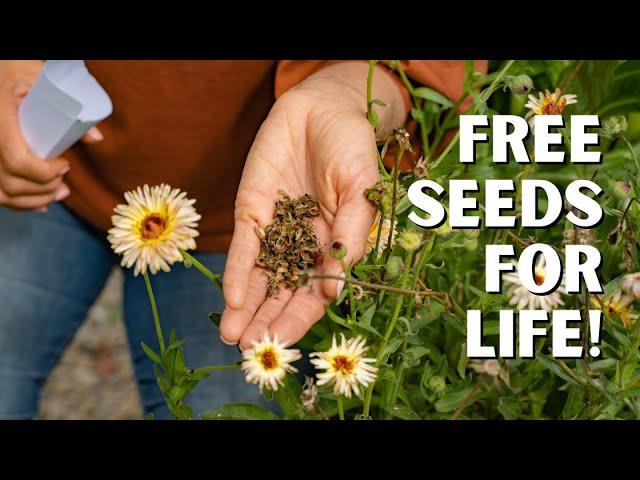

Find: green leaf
<box><xmin>140</xmin><ymin>342</ymin><xmax>162</xmax><ymax>365</ymax></box>
<box><xmin>166</xmin><ymin>337</ymin><xmax>187</xmax><ymax>353</ymax></box>
<box><xmin>371</xmin><ymin>98</ymin><xmax>387</xmax><ymax>107</ymax></box>
<box><xmin>413</xmin><ymin>87</ymin><xmax>454</xmax><ymax>108</ymax></box>
<box><xmin>209</xmin><ymin>312</ymin><xmax>221</xmax><ymax>327</ymax></box>
<box><xmin>536</xmin><ymin>354</ymin><xmax>582</xmax><ymax>387</ymax></box>
<box><xmin>562</xmin><ymin>387</ymin><xmax>585</xmax><ymax>419</ymax></box>
<box><xmin>435</xmin><ymin>386</ymin><xmax>473</xmax><ymax>413</ymax></box>
<box><xmin>200</xmin><ymin>403</ymin><xmax>280</xmax><ymax>420</ymax></box>
<box><xmin>457</xmin><ymin>342</ymin><xmax>469</xmax><ymax>379</ymax></box>
<box><xmin>497</xmin><ymin>397</ymin><xmax>522</xmax><ymax>420</ymax></box>
<box><xmin>274</xmin><ymin>373</ymin><xmax>302</xmax><ymax>420</ymax></box>
<box><xmin>385</xmin><ymin>405</ymin><xmax>421</xmax><ymax>420</ymax></box>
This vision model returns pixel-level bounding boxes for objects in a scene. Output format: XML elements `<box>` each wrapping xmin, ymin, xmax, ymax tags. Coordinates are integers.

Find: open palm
<box><xmin>220</xmin><ymin>85</ymin><xmax>381</xmax><ymax>349</ymax></box>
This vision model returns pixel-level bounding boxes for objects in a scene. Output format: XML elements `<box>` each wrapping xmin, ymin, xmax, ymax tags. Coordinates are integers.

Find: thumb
<box><xmin>321</xmin><ymin>196</ymin><xmax>376</xmax><ymax>299</ymax></box>
<box><xmin>81</xmin><ymin>126</ymin><xmax>104</xmax><ymax>144</ymax></box>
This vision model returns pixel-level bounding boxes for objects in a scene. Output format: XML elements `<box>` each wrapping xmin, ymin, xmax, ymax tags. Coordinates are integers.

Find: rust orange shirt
<box><xmin>63</xmin><ymin>60</ymin><xmax>487</xmax><ymax>252</ymax></box>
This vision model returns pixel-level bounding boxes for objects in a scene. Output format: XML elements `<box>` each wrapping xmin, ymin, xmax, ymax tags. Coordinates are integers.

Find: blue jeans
<box><xmin>0</xmin><ymin>202</ymin><xmax>270</xmax><ymax>419</ymax></box>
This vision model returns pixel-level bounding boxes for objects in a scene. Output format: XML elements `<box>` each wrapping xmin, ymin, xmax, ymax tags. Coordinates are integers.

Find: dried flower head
<box><xmin>108</xmin><ymin>184</ymin><xmax>201</xmax><ymax>276</ymax></box>
<box><xmin>256</xmin><ymin>192</ymin><xmax>321</xmax><ymax>296</ymax></box>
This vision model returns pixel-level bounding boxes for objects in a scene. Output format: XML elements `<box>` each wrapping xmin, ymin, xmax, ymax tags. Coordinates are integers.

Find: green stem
<box><xmin>193</xmin><ymin>364</ymin><xmax>241</xmax><ymax>374</ymax></box>
<box><xmin>181</xmin><ymin>249</ymin><xmax>223</xmax><ymax>290</ymax></box>
<box><xmin>367</xmin><ymin>60</ymin><xmax>379</xmax><ymax>129</ymax></box>
<box><xmin>337</xmin><ymin>397</ymin><xmax>345</xmax><ymax>420</ymax></box>
<box><xmin>144</xmin><ymin>272</ymin><xmax>166</xmax><ymax>353</ymax></box>
<box><xmin>362</xmin><ymin>249</ymin><xmax>414</xmax><ymax>417</ymax></box>
<box><xmin>622</xmin><ymin>136</ymin><xmax>640</xmax><ymax>176</ymax></box>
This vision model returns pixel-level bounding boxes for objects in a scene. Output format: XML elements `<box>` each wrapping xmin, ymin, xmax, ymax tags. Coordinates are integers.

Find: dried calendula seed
<box><xmin>256</xmin><ymin>192</ymin><xmax>321</xmax><ymax>296</ymax></box>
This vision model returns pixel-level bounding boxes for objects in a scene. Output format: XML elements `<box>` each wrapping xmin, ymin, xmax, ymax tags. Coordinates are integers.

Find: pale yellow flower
<box><xmin>310</xmin><ymin>335</ymin><xmax>378</xmax><ymax>398</ymax></box>
<box><xmin>108</xmin><ymin>184</ymin><xmax>200</xmax><ymax>276</ymax></box>
<box><xmin>365</xmin><ymin>211</ymin><xmax>396</xmax><ymax>256</ymax></box>
<box><xmin>241</xmin><ymin>332</ymin><xmax>301</xmax><ymax>392</ymax></box>
<box><xmin>524</xmin><ymin>88</ymin><xmax>577</xmax><ymax>127</ymax></box>
<box><xmin>591</xmin><ymin>290</ymin><xmax>638</xmax><ymax>328</ymax></box>
<box><xmin>503</xmin><ymin>256</ymin><xmax>566</xmax><ymax>311</ymax></box>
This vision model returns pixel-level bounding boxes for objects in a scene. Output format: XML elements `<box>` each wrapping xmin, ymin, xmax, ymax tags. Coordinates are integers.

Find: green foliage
<box><xmin>147</xmin><ymin>59</ymin><xmax>640</xmax><ymax>420</ymax></box>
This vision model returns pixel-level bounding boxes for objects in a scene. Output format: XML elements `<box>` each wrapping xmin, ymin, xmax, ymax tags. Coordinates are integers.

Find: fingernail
<box><xmin>55</xmin><ymin>186</ymin><xmax>70</xmax><ymax>201</ymax></box>
<box><xmin>59</xmin><ymin>165</ymin><xmax>70</xmax><ymax>176</ymax></box>
<box><xmin>337</xmin><ymin>278</ymin><xmax>345</xmax><ymax>297</ymax></box>
<box><xmin>220</xmin><ymin>335</ymin><xmax>238</xmax><ymax>347</ymax></box>
<box><xmin>86</xmin><ymin>127</ymin><xmax>104</xmax><ymax>142</ymax></box>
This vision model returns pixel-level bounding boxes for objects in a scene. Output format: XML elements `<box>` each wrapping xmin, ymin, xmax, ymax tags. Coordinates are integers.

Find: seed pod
<box><xmin>385</xmin><ymin>255</ymin><xmax>404</xmax><ymax>279</ymax></box>
<box><xmin>601</xmin><ymin>115</ymin><xmax>628</xmax><ymax>139</ymax></box>
<box><xmin>507</xmin><ymin>74</ymin><xmax>534</xmax><ymax>96</ymax></box>
<box><xmin>398</xmin><ymin>230</ymin><xmax>422</xmax><ymax>252</ymax></box>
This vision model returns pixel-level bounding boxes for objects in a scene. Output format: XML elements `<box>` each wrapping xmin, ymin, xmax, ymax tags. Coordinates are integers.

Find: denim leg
<box><xmin>123</xmin><ymin>253</ymin><xmax>274</xmax><ymax>420</ymax></box>
<box><xmin>0</xmin><ymin>204</ymin><xmax>114</xmax><ymax>419</ymax></box>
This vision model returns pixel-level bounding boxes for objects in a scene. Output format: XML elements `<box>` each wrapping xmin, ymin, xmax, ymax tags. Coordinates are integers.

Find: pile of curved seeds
<box><xmin>256</xmin><ymin>192</ymin><xmax>321</xmax><ymax>296</ymax></box>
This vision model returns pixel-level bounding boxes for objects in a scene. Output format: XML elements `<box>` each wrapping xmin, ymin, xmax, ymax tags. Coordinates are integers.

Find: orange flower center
<box><xmin>141</xmin><ymin>214</ymin><xmax>167</xmax><ymax>240</ymax></box>
<box><xmin>259</xmin><ymin>349</ymin><xmax>278</xmax><ymax>370</ymax></box>
<box><xmin>333</xmin><ymin>355</ymin><xmax>354</xmax><ymax>373</ymax></box>
<box><xmin>541</xmin><ymin>101</ymin><xmax>564</xmax><ymax>115</ymax></box>
<box><xmin>534</xmin><ymin>271</ymin><xmax>545</xmax><ymax>286</ymax></box>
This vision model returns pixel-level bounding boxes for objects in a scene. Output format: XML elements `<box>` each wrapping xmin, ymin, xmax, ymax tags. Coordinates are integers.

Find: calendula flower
<box><xmin>241</xmin><ymin>332</ymin><xmax>301</xmax><ymax>392</ymax></box>
<box><xmin>108</xmin><ymin>184</ymin><xmax>201</xmax><ymax>276</ymax></box>
<box><xmin>310</xmin><ymin>334</ymin><xmax>378</xmax><ymax>398</ymax></box>
<box><xmin>525</xmin><ymin>88</ymin><xmax>577</xmax><ymax>127</ymax></box>
<box><xmin>621</xmin><ymin>272</ymin><xmax>640</xmax><ymax>299</ymax></box>
<box><xmin>365</xmin><ymin>211</ymin><xmax>396</xmax><ymax>256</ymax></box>
<box><xmin>503</xmin><ymin>256</ymin><xmax>566</xmax><ymax>311</ymax></box>
<box><xmin>592</xmin><ymin>290</ymin><xmax>638</xmax><ymax>328</ymax></box>
<box><xmin>469</xmin><ymin>359</ymin><xmax>501</xmax><ymax>377</ymax></box>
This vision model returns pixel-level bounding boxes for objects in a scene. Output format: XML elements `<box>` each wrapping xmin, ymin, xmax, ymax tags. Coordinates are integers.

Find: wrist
<box><xmin>295</xmin><ymin>61</ymin><xmax>408</xmax><ymax>139</ymax></box>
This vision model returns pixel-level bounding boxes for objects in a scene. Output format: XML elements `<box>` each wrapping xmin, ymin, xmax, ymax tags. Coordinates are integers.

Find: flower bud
<box><xmin>428</xmin><ymin>375</ymin><xmax>446</xmax><ymax>393</ymax></box>
<box><xmin>398</xmin><ymin>230</ymin><xmax>422</xmax><ymax>252</ymax></box>
<box><xmin>435</xmin><ymin>220</ymin><xmax>453</xmax><ymax>236</ymax></box>
<box><xmin>601</xmin><ymin>115</ymin><xmax>628</xmax><ymax>139</ymax></box>
<box><xmin>463</xmin><ymin>228</ymin><xmax>480</xmax><ymax>239</ymax></box>
<box><xmin>613</xmin><ymin>180</ymin><xmax>631</xmax><ymax>200</ymax></box>
<box><xmin>463</xmin><ymin>238</ymin><xmax>478</xmax><ymax>251</ymax></box>
<box><xmin>328</xmin><ymin>241</ymin><xmax>347</xmax><ymax>260</ymax></box>
<box><xmin>385</xmin><ymin>255</ymin><xmax>404</xmax><ymax>279</ymax></box>
<box><xmin>507</xmin><ymin>74</ymin><xmax>534</xmax><ymax>95</ymax></box>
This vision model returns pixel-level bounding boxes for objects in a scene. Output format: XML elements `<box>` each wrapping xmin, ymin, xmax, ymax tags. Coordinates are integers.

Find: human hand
<box><xmin>220</xmin><ymin>62</ymin><xmax>407</xmax><ymax>349</ymax></box>
<box><xmin>0</xmin><ymin>60</ymin><xmax>103</xmax><ymax>211</ymax></box>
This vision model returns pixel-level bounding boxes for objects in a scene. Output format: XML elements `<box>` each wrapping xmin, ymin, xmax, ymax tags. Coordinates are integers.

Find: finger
<box><xmin>0</xmin><ymin>170</ymin><xmax>64</xmax><ymax>197</ymax></box>
<box><xmin>321</xmin><ymin>196</ymin><xmax>376</xmax><ymax>299</ymax></box>
<box><xmin>219</xmin><ymin>267</ymin><xmax>268</xmax><ymax>345</ymax></box>
<box><xmin>0</xmin><ymin>184</ymin><xmax>69</xmax><ymax>210</ymax></box>
<box><xmin>223</xmin><ymin>218</ymin><xmax>264</xmax><ymax>310</ymax></box>
<box><xmin>268</xmin><ymin>282</ymin><xmax>329</xmax><ymax>346</ymax></box>
<box><xmin>240</xmin><ymin>288</ymin><xmax>293</xmax><ymax>350</ymax></box>
<box><xmin>81</xmin><ymin>126</ymin><xmax>104</xmax><ymax>144</ymax></box>
<box><xmin>0</xmin><ymin>95</ymin><xmax>69</xmax><ymax>183</ymax></box>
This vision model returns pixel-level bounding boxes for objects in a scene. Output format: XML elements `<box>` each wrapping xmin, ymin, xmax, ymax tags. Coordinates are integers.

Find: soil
<box><xmin>36</xmin><ymin>269</ymin><xmax>143</xmax><ymax>420</ymax></box>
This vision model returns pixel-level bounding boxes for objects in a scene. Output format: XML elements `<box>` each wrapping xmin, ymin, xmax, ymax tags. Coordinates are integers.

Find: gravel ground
<box><xmin>37</xmin><ymin>269</ymin><xmax>144</xmax><ymax>420</ymax></box>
